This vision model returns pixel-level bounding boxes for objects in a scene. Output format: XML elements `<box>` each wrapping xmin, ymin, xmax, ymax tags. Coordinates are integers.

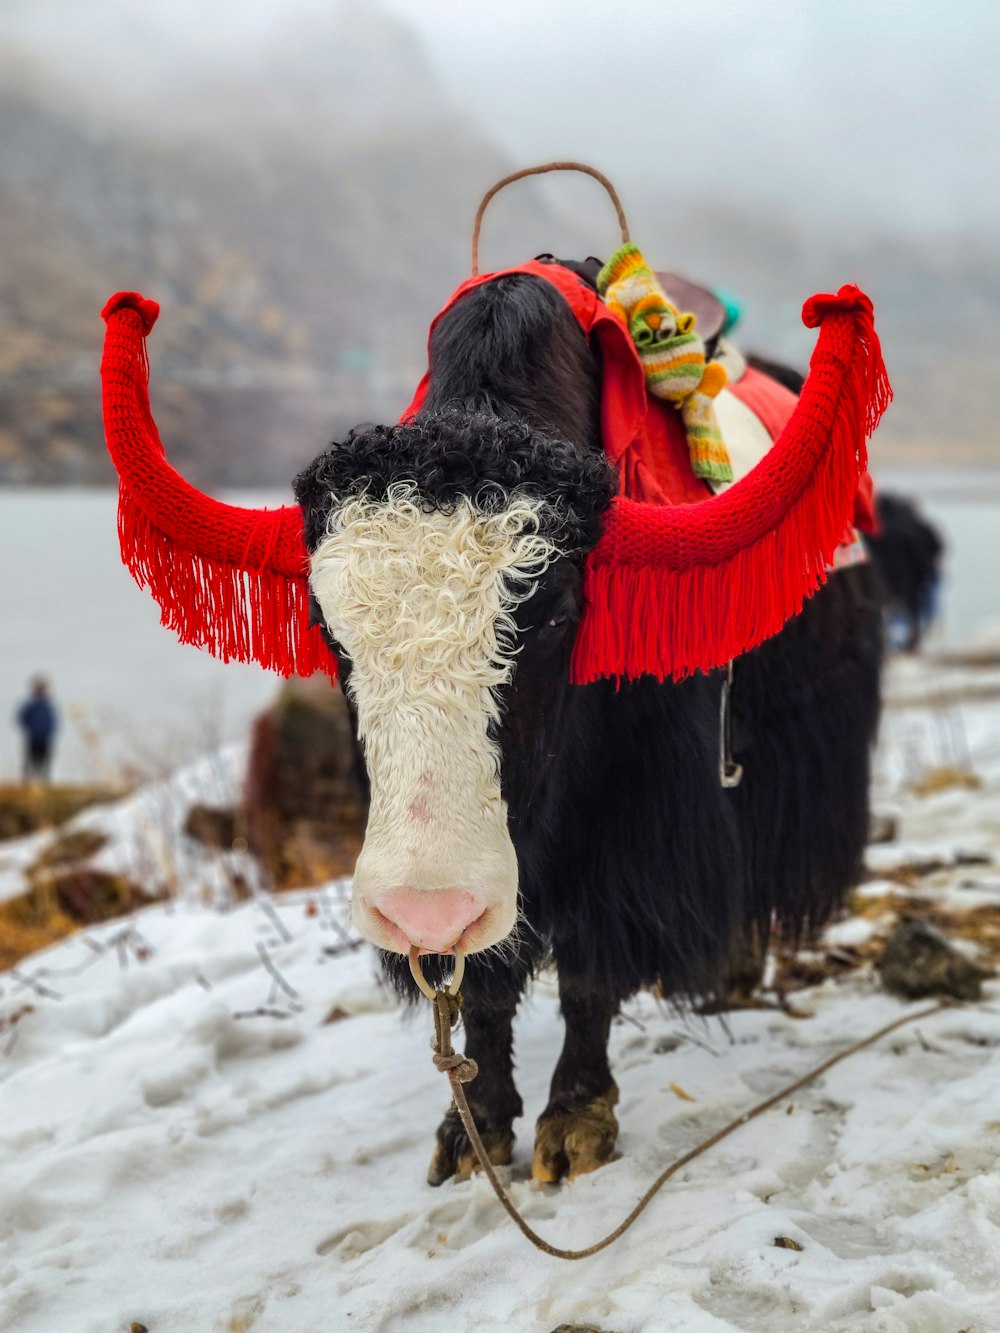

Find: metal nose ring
<box><xmin>409</xmin><ymin>945</ymin><xmax>466</xmax><ymax>1000</ymax></box>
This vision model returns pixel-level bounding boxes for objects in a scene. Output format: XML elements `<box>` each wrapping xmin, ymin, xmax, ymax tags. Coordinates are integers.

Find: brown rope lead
<box><xmin>471</xmin><ymin>162</ymin><xmax>631</xmax><ymax>276</ymax></box>
<box><xmin>427</xmin><ymin>989</ymin><xmax>950</xmax><ymax>1260</ymax></box>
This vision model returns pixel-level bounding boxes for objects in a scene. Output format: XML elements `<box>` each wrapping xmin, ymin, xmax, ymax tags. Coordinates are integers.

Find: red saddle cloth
<box><xmin>403</xmin><ymin>260</ymin><xmax>875</xmax><ymax>533</ymax></box>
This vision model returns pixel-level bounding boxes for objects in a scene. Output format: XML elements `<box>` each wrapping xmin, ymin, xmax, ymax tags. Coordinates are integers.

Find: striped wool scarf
<box><xmin>598</xmin><ymin>243</ymin><xmax>733</xmax><ymax>483</ymax></box>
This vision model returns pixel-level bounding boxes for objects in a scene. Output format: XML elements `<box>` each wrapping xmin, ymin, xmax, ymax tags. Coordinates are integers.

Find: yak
<box><xmin>98</xmin><ymin>255</ymin><xmax>888</xmax><ymax>1187</ymax></box>
<box><xmin>865</xmin><ymin>493</ymin><xmax>944</xmax><ymax>651</ymax></box>
<box><xmin>290</xmin><ymin>262</ymin><xmax>885</xmax><ymax>1185</ymax></box>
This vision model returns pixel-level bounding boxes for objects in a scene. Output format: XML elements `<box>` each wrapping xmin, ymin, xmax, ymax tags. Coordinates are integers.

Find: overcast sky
<box><xmin>6</xmin><ymin>0</ymin><xmax>998</xmax><ymax>234</ymax></box>
<box><xmin>395</xmin><ymin>0</ymin><xmax>999</xmax><ymax>235</ymax></box>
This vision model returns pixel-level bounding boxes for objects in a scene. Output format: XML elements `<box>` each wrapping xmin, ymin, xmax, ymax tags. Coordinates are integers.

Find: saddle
<box><xmin>538</xmin><ymin>252</ymin><xmax>873</xmax><ymax>535</ymax></box>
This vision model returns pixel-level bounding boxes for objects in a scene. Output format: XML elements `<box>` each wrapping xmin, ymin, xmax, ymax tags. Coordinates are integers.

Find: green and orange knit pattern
<box><xmin>598</xmin><ymin>244</ymin><xmax>733</xmax><ymax>483</ymax></box>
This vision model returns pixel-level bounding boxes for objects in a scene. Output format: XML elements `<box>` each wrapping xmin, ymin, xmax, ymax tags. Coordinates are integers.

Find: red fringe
<box><xmin>101</xmin><ymin>284</ymin><xmax>889</xmax><ymax>690</ymax></box>
<box><xmin>570</xmin><ymin>286</ymin><xmax>892</xmax><ymax>684</ymax></box>
<box><xmin>101</xmin><ymin>293</ymin><xmax>335</xmax><ymax>680</ymax></box>
<box><xmin>116</xmin><ymin>488</ymin><xmax>335</xmax><ymax>679</ymax></box>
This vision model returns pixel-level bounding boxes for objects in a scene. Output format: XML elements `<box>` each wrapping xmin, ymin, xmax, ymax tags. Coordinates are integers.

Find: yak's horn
<box><xmin>101</xmin><ymin>292</ymin><xmax>333</xmax><ymax>678</ymax></box>
<box><xmin>572</xmin><ymin>285</ymin><xmax>892</xmax><ymax>683</ymax></box>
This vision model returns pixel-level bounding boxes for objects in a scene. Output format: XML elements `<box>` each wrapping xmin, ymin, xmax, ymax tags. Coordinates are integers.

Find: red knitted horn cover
<box><xmin>101</xmin><ymin>282</ymin><xmax>888</xmax><ymax>687</ymax></box>
<box><xmin>100</xmin><ymin>292</ymin><xmax>334</xmax><ymax>679</ymax></box>
<box><xmin>570</xmin><ymin>285</ymin><xmax>891</xmax><ymax>683</ymax></box>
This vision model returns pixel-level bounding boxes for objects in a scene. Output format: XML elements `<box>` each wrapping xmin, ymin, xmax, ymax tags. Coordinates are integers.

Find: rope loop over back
<box><xmin>471</xmin><ymin>161</ymin><xmax>631</xmax><ymax>276</ymax></box>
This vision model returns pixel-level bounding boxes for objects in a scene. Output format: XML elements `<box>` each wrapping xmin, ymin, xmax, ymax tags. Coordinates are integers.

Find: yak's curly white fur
<box><xmin>311</xmin><ymin>484</ymin><xmax>556</xmax><ymax>716</ymax></box>
<box><xmin>309</xmin><ymin>483</ymin><xmax>560</xmax><ymax>954</ymax></box>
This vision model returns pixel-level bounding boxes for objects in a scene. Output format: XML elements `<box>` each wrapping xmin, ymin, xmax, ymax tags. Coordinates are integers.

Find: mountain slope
<box><xmin>0</xmin><ymin>6</ymin><xmax>586</xmax><ymax>484</ymax></box>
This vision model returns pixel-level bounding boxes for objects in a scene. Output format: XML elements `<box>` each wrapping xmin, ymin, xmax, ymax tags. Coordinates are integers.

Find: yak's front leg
<box><xmin>428</xmin><ymin>979</ymin><xmax>524</xmax><ymax>1186</ymax></box>
<box><xmin>532</xmin><ymin>974</ymin><xmax>621</xmax><ymax>1183</ymax></box>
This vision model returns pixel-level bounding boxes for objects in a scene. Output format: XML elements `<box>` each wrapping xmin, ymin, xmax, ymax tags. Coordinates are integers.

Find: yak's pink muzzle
<box><xmin>373</xmin><ymin>887</ymin><xmax>484</xmax><ymax>954</ymax></box>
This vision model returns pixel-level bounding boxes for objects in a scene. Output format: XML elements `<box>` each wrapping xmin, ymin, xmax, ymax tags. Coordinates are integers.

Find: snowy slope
<box><xmin>2</xmin><ymin>658</ymin><xmax>1000</xmax><ymax>1333</ymax></box>
<box><xmin>0</xmin><ymin>745</ymin><xmax>254</xmax><ymax>910</ymax></box>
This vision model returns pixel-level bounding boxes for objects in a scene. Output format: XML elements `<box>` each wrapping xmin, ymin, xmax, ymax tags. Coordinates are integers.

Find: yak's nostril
<box><xmin>375</xmin><ymin>887</ymin><xmax>481</xmax><ymax>952</ymax></box>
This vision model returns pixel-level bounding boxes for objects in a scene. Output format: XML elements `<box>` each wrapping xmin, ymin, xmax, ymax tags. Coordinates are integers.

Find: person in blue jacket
<box><xmin>17</xmin><ymin>677</ymin><xmax>58</xmax><ymax>784</ymax></box>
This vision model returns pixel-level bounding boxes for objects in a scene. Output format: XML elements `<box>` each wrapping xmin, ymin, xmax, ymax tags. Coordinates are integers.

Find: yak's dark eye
<box><xmin>537</xmin><ymin>584</ymin><xmax>582</xmax><ymax>635</ymax></box>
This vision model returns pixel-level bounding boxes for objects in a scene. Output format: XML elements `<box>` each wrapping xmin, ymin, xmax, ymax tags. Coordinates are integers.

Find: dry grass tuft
<box><xmin>908</xmin><ymin>765</ymin><xmax>982</xmax><ymax>797</ymax></box>
<box><xmin>31</xmin><ymin>827</ymin><xmax>108</xmax><ymax>869</ymax></box>
<box><xmin>0</xmin><ymin>867</ymin><xmax>149</xmax><ymax>971</ymax></box>
<box><xmin>0</xmin><ymin>783</ymin><xmax>122</xmax><ymax>841</ymax></box>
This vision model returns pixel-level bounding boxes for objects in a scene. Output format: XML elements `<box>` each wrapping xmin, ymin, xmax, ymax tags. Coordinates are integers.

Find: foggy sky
<box><xmin>5</xmin><ymin>0</ymin><xmax>997</xmax><ymax>237</ymax></box>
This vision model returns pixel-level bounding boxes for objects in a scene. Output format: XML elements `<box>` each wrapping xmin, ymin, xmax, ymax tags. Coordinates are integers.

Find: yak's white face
<box><xmin>309</xmin><ymin>482</ymin><xmax>560</xmax><ymax>955</ymax></box>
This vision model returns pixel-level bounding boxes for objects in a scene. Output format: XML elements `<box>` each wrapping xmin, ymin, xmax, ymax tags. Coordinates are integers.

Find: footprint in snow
<box><xmin>315</xmin><ymin>1211</ymin><xmax>415</xmax><ymax>1259</ymax></box>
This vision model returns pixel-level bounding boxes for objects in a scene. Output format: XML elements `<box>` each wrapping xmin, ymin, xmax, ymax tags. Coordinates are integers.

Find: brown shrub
<box><xmin>243</xmin><ymin>676</ymin><xmax>368</xmax><ymax>889</ymax></box>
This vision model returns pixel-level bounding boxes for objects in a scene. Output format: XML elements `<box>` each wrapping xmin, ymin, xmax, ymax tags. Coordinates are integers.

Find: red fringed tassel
<box><xmin>116</xmin><ymin>488</ymin><xmax>335</xmax><ymax>679</ymax></box>
<box><xmin>101</xmin><ymin>292</ymin><xmax>335</xmax><ymax>681</ymax></box>
<box><xmin>571</xmin><ymin>285</ymin><xmax>892</xmax><ymax>684</ymax></box>
<box><xmin>102</xmin><ymin>282</ymin><xmax>890</xmax><ymax>690</ymax></box>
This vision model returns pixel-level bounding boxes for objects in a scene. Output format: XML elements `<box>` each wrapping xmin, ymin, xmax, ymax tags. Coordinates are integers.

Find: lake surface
<box><xmin>1</xmin><ymin>476</ymin><xmax>998</xmax><ymax>780</ymax></box>
<box><xmin>0</xmin><ymin>490</ymin><xmax>281</xmax><ymax>781</ymax></box>
<box><xmin>877</xmin><ymin>467</ymin><xmax>1000</xmax><ymax>655</ymax></box>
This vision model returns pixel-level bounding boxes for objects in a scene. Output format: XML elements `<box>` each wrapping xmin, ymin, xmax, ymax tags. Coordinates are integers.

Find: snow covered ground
<box><xmin>2</xmin><ymin>656</ymin><xmax>1000</xmax><ymax>1333</ymax></box>
<box><xmin>0</xmin><ymin>745</ymin><xmax>254</xmax><ymax>912</ymax></box>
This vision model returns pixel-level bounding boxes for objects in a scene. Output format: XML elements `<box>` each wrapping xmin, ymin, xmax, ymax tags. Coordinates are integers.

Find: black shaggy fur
<box><xmin>295</xmin><ymin>267</ymin><xmax>885</xmax><ymax>1183</ymax></box>
<box><xmin>730</xmin><ymin>564</ymin><xmax>884</xmax><ymax>938</ymax></box>
<box><xmin>422</xmin><ymin>272</ymin><xmax>602</xmax><ymax>449</ymax></box>
<box><xmin>295</xmin><ymin>410</ymin><xmax>615</xmax><ymax>558</ymax></box>
<box><xmin>746</xmin><ymin>352</ymin><xmax>805</xmax><ymax>397</ymax></box>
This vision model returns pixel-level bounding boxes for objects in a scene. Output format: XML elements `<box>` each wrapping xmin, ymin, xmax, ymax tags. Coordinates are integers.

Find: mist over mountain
<box><xmin>0</xmin><ymin>0</ymin><xmax>996</xmax><ymax>484</ymax></box>
<box><xmin>0</xmin><ymin>4</ymin><xmax>591</xmax><ymax>484</ymax></box>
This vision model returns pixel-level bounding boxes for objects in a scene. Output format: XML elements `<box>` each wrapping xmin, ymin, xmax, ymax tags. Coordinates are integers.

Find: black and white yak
<box><xmin>99</xmin><ymin>261</ymin><xmax>888</xmax><ymax>1186</ymax></box>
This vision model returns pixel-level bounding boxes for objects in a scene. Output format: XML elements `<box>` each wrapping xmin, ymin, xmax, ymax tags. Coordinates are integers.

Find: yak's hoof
<box><xmin>531</xmin><ymin>1085</ymin><xmax>620</xmax><ymax>1183</ymax></box>
<box><xmin>427</xmin><ymin>1104</ymin><xmax>514</xmax><ymax>1187</ymax></box>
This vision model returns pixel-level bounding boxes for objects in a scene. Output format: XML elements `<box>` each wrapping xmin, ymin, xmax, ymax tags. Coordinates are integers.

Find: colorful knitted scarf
<box><xmin>598</xmin><ymin>243</ymin><xmax>733</xmax><ymax>483</ymax></box>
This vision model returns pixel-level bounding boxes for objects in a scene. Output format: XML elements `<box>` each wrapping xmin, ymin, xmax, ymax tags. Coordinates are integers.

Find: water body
<box><xmin>0</xmin><ymin>477</ymin><xmax>997</xmax><ymax>780</ymax></box>
<box><xmin>0</xmin><ymin>490</ymin><xmax>280</xmax><ymax>781</ymax></box>
<box><xmin>876</xmin><ymin>467</ymin><xmax>1000</xmax><ymax>654</ymax></box>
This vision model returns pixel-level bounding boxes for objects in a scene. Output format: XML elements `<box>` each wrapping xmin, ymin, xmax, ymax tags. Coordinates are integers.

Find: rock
<box><xmin>868</xmin><ymin>812</ymin><xmax>898</xmax><ymax>845</ymax></box>
<box><xmin>550</xmin><ymin>1327</ymin><xmax>618</xmax><ymax>1333</ymax></box>
<box><xmin>183</xmin><ymin>803</ymin><xmax>238</xmax><ymax>851</ymax></box>
<box><xmin>550</xmin><ymin>1326</ymin><xmax>622</xmax><ymax>1333</ymax></box>
<box><xmin>24</xmin><ymin>827</ymin><xmax>146</xmax><ymax>927</ymax></box>
<box><xmin>877</xmin><ymin>920</ymin><xmax>991</xmax><ymax>1001</ymax></box>
<box><xmin>955</xmin><ymin>850</ymin><xmax>993</xmax><ymax>867</ymax></box>
<box><xmin>19</xmin><ymin>865</ymin><xmax>146</xmax><ymax>926</ymax></box>
<box><xmin>46</xmin><ymin>867</ymin><xmax>148</xmax><ymax>924</ymax></box>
